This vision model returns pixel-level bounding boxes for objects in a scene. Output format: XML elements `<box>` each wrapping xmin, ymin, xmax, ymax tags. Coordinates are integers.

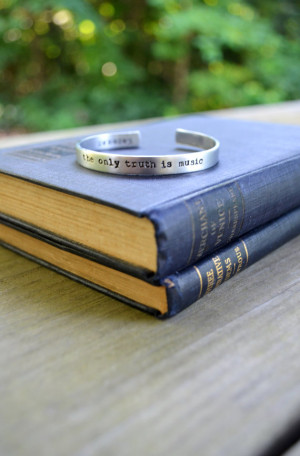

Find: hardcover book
<box><xmin>0</xmin><ymin>115</ymin><xmax>300</xmax><ymax>280</ymax></box>
<box><xmin>1</xmin><ymin>207</ymin><xmax>300</xmax><ymax>317</ymax></box>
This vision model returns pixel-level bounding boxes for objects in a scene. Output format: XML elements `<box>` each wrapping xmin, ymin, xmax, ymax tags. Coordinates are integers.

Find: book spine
<box><xmin>163</xmin><ymin>206</ymin><xmax>300</xmax><ymax>317</ymax></box>
<box><xmin>150</xmin><ymin>156</ymin><xmax>300</xmax><ymax>277</ymax></box>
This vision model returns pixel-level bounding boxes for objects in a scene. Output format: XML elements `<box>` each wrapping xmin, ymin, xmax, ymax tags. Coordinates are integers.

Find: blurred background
<box><xmin>0</xmin><ymin>0</ymin><xmax>299</xmax><ymax>132</ymax></box>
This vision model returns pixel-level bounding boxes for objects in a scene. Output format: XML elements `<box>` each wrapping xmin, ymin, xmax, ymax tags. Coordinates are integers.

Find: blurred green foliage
<box><xmin>0</xmin><ymin>0</ymin><xmax>299</xmax><ymax>131</ymax></box>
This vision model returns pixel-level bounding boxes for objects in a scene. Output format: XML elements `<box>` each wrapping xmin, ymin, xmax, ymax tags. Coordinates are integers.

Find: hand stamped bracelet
<box><xmin>76</xmin><ymin>129</ymin><xmax>219</xmax><ymax>176</ymax></box>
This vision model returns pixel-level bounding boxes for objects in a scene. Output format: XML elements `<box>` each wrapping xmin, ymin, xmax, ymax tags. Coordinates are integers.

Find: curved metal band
<box><xmin>76</xmin><ymin>129</ymin><xmax>219</xmax><ymax>176</ymax></box>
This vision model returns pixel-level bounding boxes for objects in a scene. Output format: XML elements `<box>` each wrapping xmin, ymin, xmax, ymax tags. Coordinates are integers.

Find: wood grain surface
<box><xmin>1</xmin><ymin>103</ymin><xmax>300</xmax><ymax>456</ymax></box>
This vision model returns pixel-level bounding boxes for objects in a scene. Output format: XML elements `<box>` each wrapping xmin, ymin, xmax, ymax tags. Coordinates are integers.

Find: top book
<box><xmin>0</xmin><ymin>115</ymin><xmax>300</xmax><ymax>280</ymax></box>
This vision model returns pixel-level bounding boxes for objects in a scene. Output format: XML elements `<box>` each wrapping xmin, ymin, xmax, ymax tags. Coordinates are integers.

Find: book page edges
<box><xmin>0</xmin><ymin>173</ymin><xmax>157</xmax><ymax>272</ymax></box>
<box><xmin>0</xmin><ymin>224</ymin><xmax>167</xmax><ymax>315</ymax></box>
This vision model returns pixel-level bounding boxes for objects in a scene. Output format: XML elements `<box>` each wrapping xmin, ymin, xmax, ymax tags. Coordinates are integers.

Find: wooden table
<box><xmin>1</xmin><ymin>102</ymin><xmax>300</xmax><ymax>456</ymax></box>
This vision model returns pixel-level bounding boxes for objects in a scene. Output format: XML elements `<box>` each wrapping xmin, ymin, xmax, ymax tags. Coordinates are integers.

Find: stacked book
<box><xmin>1</xmin><ymin>115</ymin><xmax>300</xmax><ymax>317</ymax></box>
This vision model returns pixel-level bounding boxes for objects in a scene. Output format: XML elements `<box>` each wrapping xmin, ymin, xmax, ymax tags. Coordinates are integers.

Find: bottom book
<box><xmin>1</xmin><ymin>207</ymin><xmax>300</xmax><ymax>318</ymax></box>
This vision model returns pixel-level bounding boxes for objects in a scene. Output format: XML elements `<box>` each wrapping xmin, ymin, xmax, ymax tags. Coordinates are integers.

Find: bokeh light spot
<box><xmin>101</xmin><ymin>61</ymin><xmax>117</xmax><ymax>77</ymax></box>
<box><xmin>79</xmin><ymin>19</ymin><xmax>96</xmax><ymax>36</ymax></box>
<box><xmin>3</xmin><ymin>28</ymin><xmax>22</xmax><ymax>42</ymax></box>
<box><xmin>110</xmin><ymin>19</ymin><xmax>125</xmax><ymax>35</ymax></box>
<box><xmin>53</xmin><ymin>9</ymin><xmax>73</xmax><ymax>28</ymax></box>
<box><xmin>99</xmin><ymin>2</ymin><xmax>115</xmax><ymax>18</ymax></box>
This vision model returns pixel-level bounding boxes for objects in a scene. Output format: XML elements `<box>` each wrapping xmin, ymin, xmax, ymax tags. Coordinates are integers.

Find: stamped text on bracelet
<box><xmin>76</xmin><ymin>129</ymin><xmax>219</xmax><ymax>176</ymax></box>
<box><xmin>81</xmin><ymin>154</ymin><xmax>205</xmax><ymax>169</ymax></box>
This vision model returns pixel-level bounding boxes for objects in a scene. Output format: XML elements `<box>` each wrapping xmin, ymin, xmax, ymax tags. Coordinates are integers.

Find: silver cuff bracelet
<box><xmin>76</xmin><ymin>129</ymin><xmax>219</xmax><ymax>176</ymax></box>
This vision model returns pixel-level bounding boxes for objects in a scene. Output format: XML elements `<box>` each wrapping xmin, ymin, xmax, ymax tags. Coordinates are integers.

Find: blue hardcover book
<box><xmin>1</xmin><ymin>206</ymin><xmax>299</xmax><ymax>317</ymax></box>
<box><xmin>0</xmin><ymin>115</ymin><xmax>300</xmax><ymax>279</ymax></box>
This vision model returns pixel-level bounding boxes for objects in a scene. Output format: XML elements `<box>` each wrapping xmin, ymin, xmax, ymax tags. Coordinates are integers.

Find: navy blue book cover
<box><xmin>163</xmin><ymin>206</ymin><xmax>300</xmax><ymax>317</ymax></box>
<box><xmin>1</xmin><ymin>115</ymin><xmax>300</xmax><ymax>278</ymax></box>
